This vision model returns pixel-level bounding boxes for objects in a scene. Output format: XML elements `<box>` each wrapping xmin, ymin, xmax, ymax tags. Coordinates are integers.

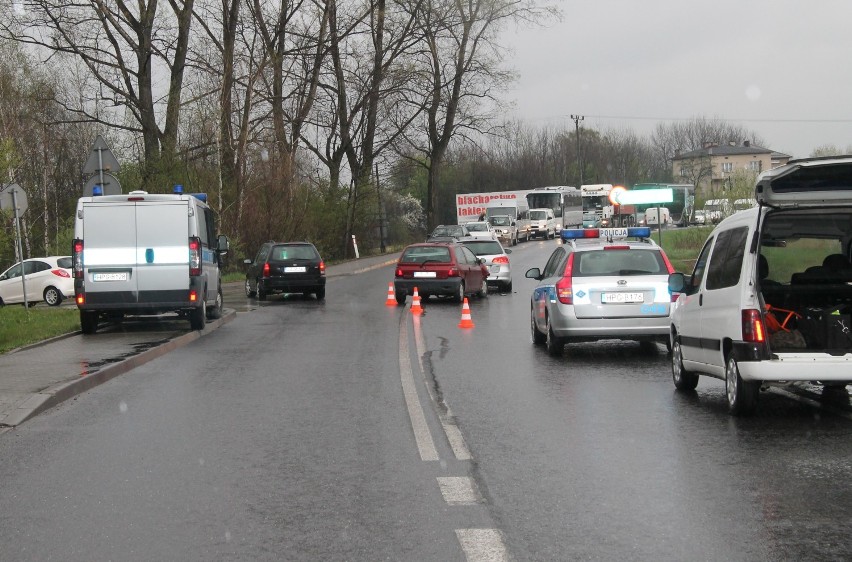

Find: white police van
<box><xmin>72</xmin><ymin>186</ymin><xmax>229</xmax><ymax>333</ymax></box>
<box><xmin>669</xmin><ymin>155</ymin><xmax>852</xmax><ymax>415</ymax></box>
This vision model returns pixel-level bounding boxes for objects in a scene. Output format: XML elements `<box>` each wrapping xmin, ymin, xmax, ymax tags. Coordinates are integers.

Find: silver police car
<box><xmin>525</xmin><ymin>227</ymin><xmax>676</xmax><ymax>356</ymax></box>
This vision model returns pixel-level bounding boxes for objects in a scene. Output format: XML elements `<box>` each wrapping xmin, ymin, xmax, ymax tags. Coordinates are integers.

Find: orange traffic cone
<box><xmin>385</xmin><ymin>282</ymin><xmax>396</xmax><ymax>306</ymax></box>
<box><xmin>458</xmin><ymin>297</ymin><xmax>474</xmax><ymax>329</ymax></box>
<box><xmin>411</xmin><ymin>287</ymin><xmax>423</xmax><ymax>315</ymax></box>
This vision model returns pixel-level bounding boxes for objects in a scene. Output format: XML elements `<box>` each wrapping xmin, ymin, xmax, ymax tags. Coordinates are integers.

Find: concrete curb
<box><xmin>2</xmin><ymin>310</ymin><xmax>237</xmax><ymax>428</ymax></box>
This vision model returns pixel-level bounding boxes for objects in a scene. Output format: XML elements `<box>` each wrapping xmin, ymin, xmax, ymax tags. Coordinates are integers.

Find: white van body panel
<box><xmin>73</xmin><ymin>191</ymin><xmax>226</xmax><ymax>331</ymax></box>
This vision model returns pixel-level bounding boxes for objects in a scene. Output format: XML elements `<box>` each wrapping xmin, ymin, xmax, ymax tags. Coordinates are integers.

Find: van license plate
<box><xmin>602</xmin><ymin>292</ymin><xmax>643</xmax><ymax>303</ymax></box>
<box><xmin>284</xmin><ymin>266</ymin><xmax>307</xmax><ymax>273</ymax></box>
<box><xmin>93</xmin><ymin>272</ymin><xmax>128</xmax><ymax>282</ymax></box>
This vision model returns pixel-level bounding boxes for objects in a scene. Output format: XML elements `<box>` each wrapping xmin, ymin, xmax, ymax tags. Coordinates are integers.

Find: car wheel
<box><xmin>257</xmin><ymin>281</ymin><xmax>267</xmax><ymax>301</ymax></box>
<box><xmin>671</xmin><ymin>338</ymin><xmax>699</xmax><ymax>391</ymax></box>
<box><xmin>207</xmin><ymin>285</ymin><xmax>223</xmax><ymax>319</ymax></box>
<box><xmin>315</xmin><ymin>287</ymin><xmax>326</xmax><ymax>301</ymax></box>
<box><xmin>478</xmin><ymin>279</ymin><xmax>488</xmax><ymax>298</ymax></box>
<box><xmin>190</xmin><ymin>295</ymin><xmax>207</xmax><ymax>330</ymax></box>
<box><xmin>531</xmin><ymin>308</ymin><xmax>546</xmax><ymax>345</ymax></box>
<box><xmin>455</xmin><ymin>282</ymin><xmax>465</xmax><ymax>303</ymax></box>
<box><xmin>725</xmin><ymin>354</ymin><xmax>759</xmax><ymax>415</ymax></box>
<box><xmin>503</xmin><ymin>280</ymin><xmax>513</xmax><ymax>293</ymax></box>
<box><xmin>80</xmin><ymin>310</ymin><xmax>99</xmax><ymax>334</ymax></box>
<box><xmin>245</xmin><ymin>278</ymin><xmax>256</xmax><ymax>298</ymax></box>
<box><xmin>44</xmin><ymin>286</ymin><xmax>63</xmax><ymax>306</ymax></box>
<box><xmin>545</xmin><ymin>318</ymin><xmax>564</xmax><ymax>357</ymax></box>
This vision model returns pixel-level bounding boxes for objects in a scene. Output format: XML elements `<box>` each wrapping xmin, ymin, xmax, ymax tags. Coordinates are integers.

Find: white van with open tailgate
<box><xmin>668</xmin><ymin>156</ymin><xmax>852</xmax><ymax>415</ymax></box>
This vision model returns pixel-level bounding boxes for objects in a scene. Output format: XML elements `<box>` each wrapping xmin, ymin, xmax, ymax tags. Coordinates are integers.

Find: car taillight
<box><xmin>395</xmin><ymin>267</ymin><xmax>403</xmax><ymax>277</ymax></box>
<box><xmin>492</xmin><ymin>256</ymin><xmax>509</xmax><ymax>265</ymax></box>
<box><xmin>72</xmin><ymin>239</ymin><xmax>84</xmax><ymax>279</ymax></box>
<box><xmin>742</xmin><ymin>309</ymin><xmax>766</xmax><ymax>343</ymax></box>
<box><xmin>319</xmin><ymin>261</ymin><xmax>326</xmax><ymax>275</ymax></box>
<box><xmin>556</xmin><ymin>253</ymin><xmax>575</xmax><ymax>304</ymax></box>
<box><xmin>51</xmin><ymin>268</ymin><xmax>71</xmax><ymax>278</ymax></box>
<box><xmin>263</xmin><ymin>262</ymin><xmax>270</xmax><ymax>277</ymax></box>
<box><xmin>189</xmin><ymin>237</ymin><xmax>202</xmax><ymax>276</ymax></box>
<box><xmin>447</xmin><ymin>267</ymin><xmax>459</xmax><ymax>277</ymax></box>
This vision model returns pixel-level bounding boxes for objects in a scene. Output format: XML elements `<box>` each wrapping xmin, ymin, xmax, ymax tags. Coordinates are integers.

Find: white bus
<box><xmin>524</xmin><ymin>186</ymin><xmax>582</xmax><ymax>233</ymax></box>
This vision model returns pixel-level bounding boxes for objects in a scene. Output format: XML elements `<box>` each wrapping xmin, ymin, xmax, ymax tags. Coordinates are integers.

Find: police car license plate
<box><xmin>414</xmin><ymin>271</ymin><xmax>436</xmax><ymax>278</ymax></box>
<box><xmin>284</xmin><ymin>266</ymin><xmax>307</xmax><ymax>273</ymax></box>
<box><xmin>602</xmin><ymin>292</ymin><xmax>643</xmax><ymax>304</ymax></box>
<box><xmin>93</xmin><ymin>272</ymin><xmax>128</xmax><ymax>282</ymax></box>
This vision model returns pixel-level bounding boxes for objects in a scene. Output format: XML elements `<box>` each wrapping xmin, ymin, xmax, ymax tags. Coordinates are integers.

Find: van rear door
<box><xmin>135</xmin><ymin>202</ymin><xmax>190</xmax><ymax>302</ymax></box>
<box><xmin>83</xmin><ymin>202</ymin><xmax>138</xmax><ymax>303</ymax></box>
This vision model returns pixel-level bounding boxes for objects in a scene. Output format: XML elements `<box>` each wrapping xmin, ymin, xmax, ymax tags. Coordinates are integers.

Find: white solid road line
<box><xmin>399</xmin><ymin>313</ymin><xmax>439</xmax><ymax>461</ymax></box>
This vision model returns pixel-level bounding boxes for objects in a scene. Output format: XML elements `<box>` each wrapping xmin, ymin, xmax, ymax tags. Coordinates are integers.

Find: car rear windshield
<box><xmin>401</xmin><ymin>246</ymin><xmax>452</xmax><ymax>263</ymax></box>
<box><xmin>270</xmin><ymin>245</ymin><xmax>318</xmax><ymax>261</ymax></box>
<box><xmin>56</xmin><ymin>257</ymin><xmax>73</xmax><ymax>268</ymax></box>
<box><xmin>462</xmin><ymin>241</ymin><xmax>503</xmax><ymax>256</ymax></box>
<box><xmin>467</xmin><ymin>223</ymin><xmax>487</xmax><ymax>231</ymax></box>
<box><xmin>573</xmin><ymin>249</ymin><xmax>667</xmax><ymax>277</ymax></box>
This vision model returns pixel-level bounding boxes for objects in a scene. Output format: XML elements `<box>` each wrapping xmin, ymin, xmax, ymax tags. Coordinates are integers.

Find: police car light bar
<box><xmin>561</xmin><ymin>227</ymin><xmax>652</xmax><ymax>240</ymax></box>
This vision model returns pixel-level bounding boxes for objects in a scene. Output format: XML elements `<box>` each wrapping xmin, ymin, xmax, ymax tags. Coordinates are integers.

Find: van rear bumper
<box><xmin>738</xmin><ymin>353</ymin><xmax>852</xmax><ymax>382</ymax></box>
<box><xmin>76</xmin><ymin>289</ymin><xmax>201</xmax><ymax>313</ymax></box>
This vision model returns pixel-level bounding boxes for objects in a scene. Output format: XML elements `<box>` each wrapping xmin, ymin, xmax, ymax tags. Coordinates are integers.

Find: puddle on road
<box><xmin>79</xmin><ymin>339</ymin><xmax>172</xmax><ymax>377</ymax></box>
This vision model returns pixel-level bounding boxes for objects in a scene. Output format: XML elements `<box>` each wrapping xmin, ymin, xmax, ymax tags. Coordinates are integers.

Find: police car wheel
<box><xmin>531</xmin><ymin>310</ymin><xmax>546</xmax><ymax>346</ymax></box>
<box><xmin>545</xmin><ymin>321</ymin><xmax>564</xmax><ymax>357</ymax></box>
<box><xmin>190</xmin><ymin>297</ymin><xmax>207</xmax><ymax>330</ymax></box>
<box><xmin>208</xmin><ymin>286</ymin><xmax>223</xmax><ymax>319</ymax></box>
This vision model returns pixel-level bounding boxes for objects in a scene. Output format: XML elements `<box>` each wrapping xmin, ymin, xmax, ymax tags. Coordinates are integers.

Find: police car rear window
<box><xmin>574</xmin><ymin>249</ymin><xmax>666</xmax><ymax>277</ymax></box>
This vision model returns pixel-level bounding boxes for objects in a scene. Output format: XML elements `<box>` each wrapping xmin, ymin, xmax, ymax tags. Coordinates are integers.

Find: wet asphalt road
<box><xmin>2</xmin><ymin>239</ymin><xmax>852</xmax><ymax>560</ymax></box>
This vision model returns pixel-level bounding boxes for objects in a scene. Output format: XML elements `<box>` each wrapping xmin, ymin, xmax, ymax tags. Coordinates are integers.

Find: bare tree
<box><xmin>2</xmin><ymin>0</ymin><xmax>196</xmax><ymax>186</ymax></box>
<box><xmin>399</xmin><ymin>0</ymin><xmax>553</xmax><ymax>229</ymax></box>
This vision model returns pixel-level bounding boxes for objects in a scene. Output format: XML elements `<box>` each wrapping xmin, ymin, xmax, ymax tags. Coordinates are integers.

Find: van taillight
<box><xmin>72</xmin><ymin>239</ymin><xmax>84</xmax><ymax>279</ymax></box>
<box><xmin>189</xmin><ymin>237</ymin><xmax>202</xmax><ymax>276</ymax></box>
<box><xmin>263</xmin><ymin>262</ymin><xmax>270</xmax><ymax>277</ymax></box>
<box><xmin>742</xmin><ymin>309</ymin><xmax>766</xmax><ymax>343</ymax></box>
<box><xmin>556</xmin><ymin>253</ymin><xmax>575</xmax><ymax>304</ymax></box>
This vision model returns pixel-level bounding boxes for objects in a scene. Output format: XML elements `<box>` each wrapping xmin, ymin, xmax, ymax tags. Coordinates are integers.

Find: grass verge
<box><xmin>0</xmin><ymin>306</ymin><xmax>80</xmax><ymax>354</ymax></box>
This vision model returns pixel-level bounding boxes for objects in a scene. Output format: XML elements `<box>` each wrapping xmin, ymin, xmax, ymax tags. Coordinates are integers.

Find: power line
<box><xmin>556</xmin><ymin>114</ymin><xmax>852</xmax><ymax>124</ymax></box>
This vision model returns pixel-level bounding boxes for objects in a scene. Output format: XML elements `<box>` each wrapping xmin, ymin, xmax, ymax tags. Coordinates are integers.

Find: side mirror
<box><xmin>217</xmin><ymin>234</ymin><xmax>230</xmax><ymax>254</ymax></box>
<box><xmin>668</xmin><ymin>272</ymin><xmax>686</xmax><ymax>294</ymax></box>
<box><xmin>504</xmin><ymin>248</ymin><xmax>512</xmax><ymax>254</ymax></box>
<box><xmin>525</xmin><ymin>267</ymin><xmax>543</xmax><ymax>281</ymax></box>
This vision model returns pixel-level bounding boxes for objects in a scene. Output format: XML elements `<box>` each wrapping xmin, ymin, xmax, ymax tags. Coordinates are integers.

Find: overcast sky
<box><xmin>499</xmin><ymin>0</ymin><xmax>852</xmax><ymax>159</ymax></box>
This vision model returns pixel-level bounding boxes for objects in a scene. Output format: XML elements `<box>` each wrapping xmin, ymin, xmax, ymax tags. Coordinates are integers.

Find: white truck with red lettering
<box><xmin>456</xmin><ymin>190</ymin><xmax>533</xmax><ymax>242</ymax></box>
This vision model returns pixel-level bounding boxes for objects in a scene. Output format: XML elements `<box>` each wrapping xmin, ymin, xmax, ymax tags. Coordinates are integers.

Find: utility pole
<box><xmin>571</xmin><ymin>114</ymin><xmax>584</xmax><ymax>185</ymax></box>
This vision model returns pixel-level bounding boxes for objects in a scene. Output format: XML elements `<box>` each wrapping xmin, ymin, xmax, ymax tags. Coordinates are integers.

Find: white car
<box><xmin>463</xmin><ymin>221</ymin><xmax>498</xmax><ymax>240</ymax></box>
<box><xmin>0</xmin><ymin>256</ymin><xmax>74</xmax><ymax>306</ymax></box>
<box><xmin>669</xmin><ymin>155</ymin><xmax>852</xmax><ymax>415</ymax></box>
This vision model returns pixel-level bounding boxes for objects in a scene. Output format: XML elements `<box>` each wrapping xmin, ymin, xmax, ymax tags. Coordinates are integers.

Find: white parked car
<box><xmin>0</xmin><ymin>256</ymin><xmax>74</xmax><ymax>306</ymax></box>
<box><xmin>669</xmin><ymin>155</ymin><xmax>852</xmax><ymax>415</ymax></box>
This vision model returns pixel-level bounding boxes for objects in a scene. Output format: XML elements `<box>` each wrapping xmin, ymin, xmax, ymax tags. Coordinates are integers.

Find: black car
<box><xmin>244</xmin><ymin>242</ymin><xmax>326</xmax><ymax>300</ymax></box>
